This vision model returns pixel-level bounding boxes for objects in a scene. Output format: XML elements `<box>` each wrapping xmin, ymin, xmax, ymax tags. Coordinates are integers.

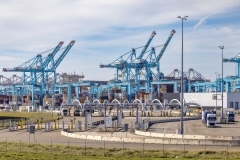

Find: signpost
<box><xmin>29</xmin><ymin>125</ymin><xmax>35</xmax><ymax>142</ymax></box>
<box><xmin>124</xmin><ymin>124</ymin><xmax>128</xmax><ymax>138</ymax></box>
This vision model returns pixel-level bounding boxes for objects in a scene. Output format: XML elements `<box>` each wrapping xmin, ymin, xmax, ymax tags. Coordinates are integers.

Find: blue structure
<box><xmin>2</xmin><ymin>41</ymin><xmax>75</xmax><ymax>105</ymax></box>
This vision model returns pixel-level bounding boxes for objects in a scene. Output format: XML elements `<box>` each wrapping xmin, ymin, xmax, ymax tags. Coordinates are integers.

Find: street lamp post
<box><xmin>219</xmin><ymin>46</ymin><xmax>224</xmax><ymax>119</ymax></box>
<box><xmin>178</xmin><ymin>15</ymin><xmax>188</xmax><ymax>134</ymax></box>
<box><xmin>215</xmin><ymin>72</ymin><xmax>218</xmax><ymax>112</ymax></box>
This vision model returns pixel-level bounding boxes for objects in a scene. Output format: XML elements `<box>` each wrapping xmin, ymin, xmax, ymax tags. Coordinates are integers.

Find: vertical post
<box><xmin>51</xmin><ymin>139</ymin><xmax>52</xmax><ymax>155</ymax></box>
<box><xmin>221</xmin><ymin>47</ymin><xmax>224</xmax><ymax>118</ymax></box>
<box><xmin>6</xmin><ymin>138</ymin><xmax>7</xmax><ymax>152</ymax></box>
<box><xmin>20</xmin><ymin>139</ymin><xmax>21</xmax><ymax>152</ymax></box>
<box><xmin>85</xmin><ymin>140</ymin><xmax>86</xmax><ymax>156</ymax></box>
<box><xmin>181</xmin><ymin>17</ymin><xmax>184</xmax><ymax>135</ymax></box>
<box><xmin>215</xmin><ymin>72</ymin><xmax>218</xmax><ymax>112</ymax></box>
<box><xmin>104</xmin><ymin>141</ymin><xmax>105</xmax><ymax>156</ymax></box>
<box><xmin>227</xmin><ymin>142</ymin><xmax>228</xmax><ymax>159</ymax></box>
<box><xmin>122</xmin><ymin>140</ymin><xmax>124</xmax><ymax>155</ymax></box>
<box><xmin>163</xmin><ymin>137</ymin><xmax>164</xmax><ymax>157</ymax></box>
<box><xmin>205</xmin><ymin>136</ymin><xmax>206</xmax><ymax>159</ymax></box>
<box><xmin>177</xmin><ymin>15</ymin><xmax>188</xmax><ymax>135</ymax></box>
<box><xmin>68</xmin><ymin>139</ymin><xmax>69</xmax><ymax>155</ymax></box>
<box><xmin>142</xmin><ymin>138</ymin><xmax>145</xmax><ymax>157</ymax></box>
<box><xmin>184</xmin><ymin>142</ymin><xmax>185</xmax><ymax>158</ymax></box>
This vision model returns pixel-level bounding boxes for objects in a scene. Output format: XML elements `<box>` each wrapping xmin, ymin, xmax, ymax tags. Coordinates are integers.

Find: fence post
<box><xmin>205</xmin><ymin>136</ymin><xmax>206</xmax><ymax>159</ymax></box>
<box><xmin>51</xmin><ymin>138</ymin><xmax>52</xmax><ymax>155</ymax></box>
<box><xmin>104</xmin><ymin>141</ymin><xmax>105</xmax><ymax>156</ymax></box>
<box><xmin>6</xmin><ymin>138</ymin><xmax>7</xmax><ymax>152</ymax></box>
<box><xmin>68</xmin><ymin>139</ymin><xmax>69</xmax><ymax>155</ymax></box>
<box><xmin>227</xmin><ymin>142</ymin><xmax>228</xmax><ymax>159</ymax></box>
<box><xmin>20</xmin><ymin>139</ymin><xmax>21</xmax><ymax>152</ymax></box>
<box><xmin>163</xmin><ymin>138</ymin><xmax>164</xmax><ymax>157</ymax></box>
<box><xmin>142</xmin><ymin>138</ymin><xmax>145</xmax><ymax>157</ymax></box>
<box><xmin>184</xmin><ymin>142</ymin><xmax>185</xmax><ymax>158</ymax></box>
<box><xmin>36</xmin><ymin>139</ymin><xmax>37</xmax><ymax>154</ymax></box>
<box><xmin>85</xmin><ymin>140</ymin><xmax>86</xmax><ymax>156</ymax></box>
<box><xmin>122</xmin><ymin>140</ymin><xmax>124</xmax><ymax>155</ymax></box>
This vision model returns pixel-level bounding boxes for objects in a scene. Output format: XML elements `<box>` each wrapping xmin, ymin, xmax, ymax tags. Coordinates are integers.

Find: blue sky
<box><xmin>0</xmin><ymin>0</ymin><xmax>240</xmax><ymax>81</ymax></box>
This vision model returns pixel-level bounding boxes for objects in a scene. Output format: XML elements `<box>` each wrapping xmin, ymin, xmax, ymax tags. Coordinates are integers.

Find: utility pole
<box><xmin>177</xmin><ymin>15</ymin><xmax>188</xmax><ymax>134</ymax></box>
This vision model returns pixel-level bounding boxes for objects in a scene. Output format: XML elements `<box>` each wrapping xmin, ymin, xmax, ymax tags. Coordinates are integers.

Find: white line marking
<box><xmin>219</xmin><ymin>129</ymin><xmax>226</xmax><ymax>133</ymax></box>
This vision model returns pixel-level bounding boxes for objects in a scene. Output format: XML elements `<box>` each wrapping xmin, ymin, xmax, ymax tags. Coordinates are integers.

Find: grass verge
<box><xmin>0</xmin><ymin>141</ymin><xmax>239</xmax><ymax>159</ymax></box>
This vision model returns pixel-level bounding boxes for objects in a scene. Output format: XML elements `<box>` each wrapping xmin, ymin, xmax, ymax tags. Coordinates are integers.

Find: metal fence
<box><xmin>0</xmin><ymin>137</ymin><xmax>235</xmax><ymax>159</ymax></box>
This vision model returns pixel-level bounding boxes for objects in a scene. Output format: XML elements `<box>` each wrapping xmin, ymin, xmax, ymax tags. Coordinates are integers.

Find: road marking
<box><xmin>233</xmin><ymin>128</ymin><xmax>240</xmax><ymax>132</ymax></box>
<box><xmin>187</xmin><ymin>124</ymin><xmax>192</xmax><ymax>132</ymax></box>
<box><xmin>218</xmin><ymin>128</ymin><xmax>226</xmax><ymax>133</ymax></box>
<box><xmin>163</xmin><ymin>123</ymin><xmax>170</xmax><ymax>134</ymax></box>
<box><xmin>198</xmin><ymin>122</ymin><xmax>209</xmax><ymax>132</ymax></box>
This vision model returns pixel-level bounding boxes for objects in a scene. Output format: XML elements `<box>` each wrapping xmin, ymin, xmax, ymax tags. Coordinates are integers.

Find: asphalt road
<box><xmin>1</xmin><ymin>115</ymin><xmax>240</xmax><ymax>151</ymax></box>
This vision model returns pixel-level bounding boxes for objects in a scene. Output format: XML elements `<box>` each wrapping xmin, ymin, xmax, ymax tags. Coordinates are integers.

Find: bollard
<box><xmin>151</xmin><ymin>111</ymin><xmax>153</xmax><ymax>117</ymax></box>
<box><xmin>37</xmin><ymin>119</ymin><xmax>40</xmax><ymax>130</ymax></box>
<box><xmin>9</xmin><ymin>120</ymin><xmax>11</xmax><ymax>131</ymax></box>
<box><xmin>170</xmin><ymin>110</ymin><xmax>172</xmax><ymax>117</ymax></box>
<box><xmin>20</xmin><ymin>119</ymin><xmax>23</xmax><ymax>129</ymax></box>
<box><xmin>62</xmin><ymin>121</ymin><xmax>64</xmax><ymax>131</ymax></box>
<box><xmin>48</xmin><ymin>122</ymin><xmax>50</xmax><ymax>131</ymax></box>
<box><xmin>160</xmin><ymin>110</ymin><xmax>162</xmax><ymax>117</ymax></box>
<box><xmin>27</xmin><ymin>122</ymin><xmax>29</xmax><ymax>132</ymax></box>
<box><xmin>45</xmin><ymin>123</ymin><xmax>47</xmax><ymax>132</ymax></box>
<box><xmin>71</xmin><ymin>120</ymin><xmax>74</xmax><ymax>130</ymax></box>
<box><xmin>54</xmin><ymin>120</ymin><xmax>57</xmax><ymax>130</ymax></box>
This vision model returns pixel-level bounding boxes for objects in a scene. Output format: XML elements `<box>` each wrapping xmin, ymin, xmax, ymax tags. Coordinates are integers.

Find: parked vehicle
<box><xmin>202</xmin><ymin>111</ymin><xmax>216</xmax><ymax>127</ymax></box>
<box><xmin>61</xmin><ymin>109</ymin><xmax>68</xmax><ymax>116</ymax></box>
<box><xmin>74</xmin><ymin>109</ymin><xmax>81</xmax><ymax>116</ymax></box>
<box><xmin>226</xmin><ymin>111</ymin><xmax>235</xmax><ymax>122</ymax></box>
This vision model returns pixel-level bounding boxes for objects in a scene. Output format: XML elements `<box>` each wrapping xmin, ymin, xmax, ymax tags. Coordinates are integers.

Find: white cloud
<box><xmin>194</xmin><ymin>15</ymin><xmax>211</xmax><ymax>29</ymax></box>
<box><xmin>0</xmin><ymin>0</ymin><xmax>240</xmax><ymax>81</ymax></box>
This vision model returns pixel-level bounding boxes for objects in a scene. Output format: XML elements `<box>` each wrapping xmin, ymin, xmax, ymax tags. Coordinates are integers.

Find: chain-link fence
<box><xmin>0</xmin><ymin>137</ymin><xmax>236</xmax><ymax>159</ymax></box>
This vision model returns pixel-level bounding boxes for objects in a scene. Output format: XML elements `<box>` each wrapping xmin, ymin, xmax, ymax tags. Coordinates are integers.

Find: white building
<box><xmin>163</xmin><ymin>93</ymin><xmax>240</xmax><ymax>109</ymax></box>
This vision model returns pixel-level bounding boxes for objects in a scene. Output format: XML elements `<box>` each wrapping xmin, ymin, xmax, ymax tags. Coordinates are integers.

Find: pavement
<box><xmin>1</xmin><ymin>114</ymin><xmax>240</xmax><ymax>151</ymax></box>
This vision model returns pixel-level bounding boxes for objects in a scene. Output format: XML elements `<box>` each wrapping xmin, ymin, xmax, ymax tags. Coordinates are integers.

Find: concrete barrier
<box><xmin>60</xmin><ymin>131</ymin><xmax>240</xmax><ymax>146</ymax></box>
<box><xmin>165</xmin><ymin>133</ymin><xmax>183</xmax><ymax>139</ymax></box>
<box><xmin>205</xmin><ymin>135</ymin><xmax>232</xmax><ymax>141</ymax></box>
<box><xmin>183</xmin><ymin>134</ymin><xmax>205</xmax><ymax>140</ymax></box>
<box><xmin>135</xmin><ymin>130</ymin><xmax>235</xmax><ymax>142</ymax></box>
<box><xmin>150</xmin><ymin>132</ymin><xmax>165</xmax><ymax>138</ymax></box>
<box><xmin>94</xmin><ymin>136</ymin><xmax>102</xmax><ymax>141</ymax></box>
<box><xmin>232</xmin><ymin>136</ymin><xmax>240</xmax><ymax>140</ymax></box>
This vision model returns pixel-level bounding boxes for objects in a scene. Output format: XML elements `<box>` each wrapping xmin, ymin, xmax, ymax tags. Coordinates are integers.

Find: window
<box><xmin>235</xmin><ymin>102</ymin><xmax>239</xmax><ymax>109</ymax></box>
<box><xmin>230</xmin><ymin>102</ymin><xmax>234</xmax><ymax>108</ymax></box>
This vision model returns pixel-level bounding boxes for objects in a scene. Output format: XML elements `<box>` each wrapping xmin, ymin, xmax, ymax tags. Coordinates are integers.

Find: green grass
<box><xmin>0</xmin><ymin>112</ymin><xmax>62</xmax><ymax>127</ymax></box>
<box><xmin>0</xmin><ymin>141</ymin><xmax>239</xmax><ymax>159</ymax></box>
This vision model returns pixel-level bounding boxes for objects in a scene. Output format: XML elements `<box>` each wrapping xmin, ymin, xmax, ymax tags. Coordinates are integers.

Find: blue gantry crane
<box><xmin>133</xmin><ymin>29</ymin><xmax>175</xmax><ymax>93</ymax></box>
<box><xmin>100</xmin><ymin>31</ymin><xmax>156</xmax><ymax>101</ymax></box>
<box><xmin>2</xmin><ymin>40</ymin><xmax>75</xmax><ymax>105</ymax></box>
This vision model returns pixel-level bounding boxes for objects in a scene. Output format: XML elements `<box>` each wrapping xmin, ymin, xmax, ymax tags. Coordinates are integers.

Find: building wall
<box><xmin>227</xmin><ymin>93</ymin><xmax>240</xmax><ymax>109</ymax></box>
<box><xmin>162</xmin><ymin>93</ymin><xmax>180</xmax><ymax>102</ymax></box>
<box><xmin>183</xmin><ymin>92</ymin><xmax>240</xmax><ymax>109</ymax></box>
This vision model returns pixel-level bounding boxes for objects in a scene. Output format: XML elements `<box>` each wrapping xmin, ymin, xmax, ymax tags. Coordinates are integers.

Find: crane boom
<box><xmin>137</xmin><ymin>31</ymin><xmax>156</xmax><ymax>59</ymax></box>
<box><xmin>52</xmin><ymin>40</ymin><xmax>75</xmax><ymax>70</ymax></box>
<box><xmin>155</xmin><ymin>29</ymin><xmax>175</xmax><ymax>63</ymax></box>
<box><xmin>42</xmin><ymin>41</ymin><xmax>64</xmax><ymax>68</ymax></box>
